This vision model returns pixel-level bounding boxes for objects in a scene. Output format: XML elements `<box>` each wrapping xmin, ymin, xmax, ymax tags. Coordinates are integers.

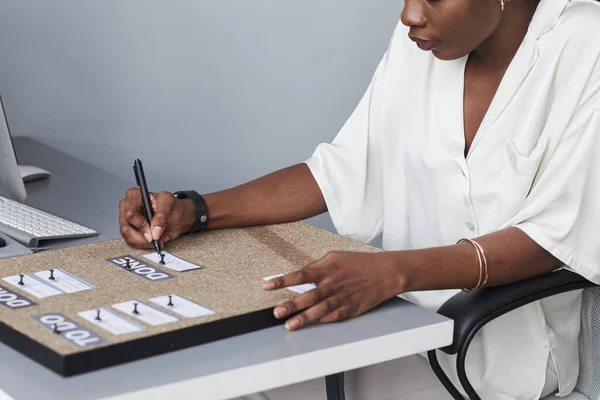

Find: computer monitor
<box><xmin>0</xmin><ymin>93</ymin><xmax>26</xmax><ymax>202</ymax></box>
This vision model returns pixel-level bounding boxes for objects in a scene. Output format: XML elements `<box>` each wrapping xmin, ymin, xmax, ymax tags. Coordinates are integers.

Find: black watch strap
<box><xmin>173</xmin><ymin>190</ymin><xmax>209</xmax><ymax>234</ymax></box>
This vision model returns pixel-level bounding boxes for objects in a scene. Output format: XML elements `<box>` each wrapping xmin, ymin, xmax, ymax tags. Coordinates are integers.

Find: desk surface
<box><xmin>0</xmin><ymin>137</ymin><xmax>453</xmax><ymax>400</ymax></box>
<box><xmin>13</xmin><ymin>136</ymin><xmax>133</xmax><ymax>248</ymax></box>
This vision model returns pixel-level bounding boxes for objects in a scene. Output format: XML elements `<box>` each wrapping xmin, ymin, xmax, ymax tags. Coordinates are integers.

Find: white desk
<box><xmin>0</xmin><ymin>137</ymin><xmax>453</xmax><ymax>400</ymax></box>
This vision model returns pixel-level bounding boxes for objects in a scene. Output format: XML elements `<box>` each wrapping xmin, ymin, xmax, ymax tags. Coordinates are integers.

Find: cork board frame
<box><xmin>0</xmin><ymin>222</ymin><xmax>381</xmax><ymax>376</ymax></box>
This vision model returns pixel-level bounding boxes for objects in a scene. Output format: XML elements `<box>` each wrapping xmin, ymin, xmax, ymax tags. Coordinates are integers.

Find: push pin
<box><xmin>95</xmin><ymin>309</ymin><xmax>102</xmax><ymax>321</ymax></box>
<box><xmin>18</xmin><ymin>274</ymin><xmax>25</xmax><ymax>286</ymax></box>
<box><xmin>167</xmin><ymin>295</ymin><xmax>174</xmax><ymax>307</ymax></box>
<box><xmin>159</xmin><ymin>253</ymin><xmax>166</xmax><ymax>265</ymax></box>
<box><xmin>53</xmin><ymin>324</ymin><xmax>61</xmax><ymax>334</ymax></box>
<box><xmin>133</xmin><ymin>302</ymin><xmax>139</xmax><ymax>315</ymax></box>
<box><xmin>125</xmin><ymin>259</ymin><xmax>131</xmax><ymax>270</ymax></box>
<box><xmin>49</xmin><ymin>269</ymin><xmax>56</xmax><ymax>281</ymax></box>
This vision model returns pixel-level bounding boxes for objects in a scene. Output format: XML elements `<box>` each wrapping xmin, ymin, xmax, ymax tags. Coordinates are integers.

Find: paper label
<box><xmin>262</xmin><ymin>274</ymin><xmax>316</xmax><ymax>294</ymax></box>
<box><xmin>105</xmin><ymin>255</ymin><xmax>175</xmax><ymax>282</ymax></box>
<box><xmin>34</xmin><ymin>268</ymin><xmax>94</xmax><ymax>293</ymax></box>
<box><xmin>149</xmin><ymin>295</ymin><xmax>215</xmax><ymax>318</ymax></box>
<box><xmin>3</xmin><ymin>274</ymin><xmax>63</xmax><ymax>298</ymax></box>
<box><xmin>112</xmin><ymin>301</ymin><xmax>179</xmax><ymax>326</ymax></box>
<box><xmin>33</xmin><ymin>313</ymin><xmax>107</xmax><ymax>348</ymax></box>
<box><xmin>286</xmin><ymin>283</ymin><xmax>317</xmax><ymax>294</ymax></box>
<box><xmin>143</xmin><ymin>251</ymin><xmax>202</xmax><ymax>272</ymax></box>
<box><xmin>78</xmin><ymin>308</ymin><xmax>144</xmax><ymax>335</ymax></box>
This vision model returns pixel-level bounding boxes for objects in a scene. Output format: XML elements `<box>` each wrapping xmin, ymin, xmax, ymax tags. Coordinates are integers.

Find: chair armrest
<box><xmin>437</xmin><ymin>269</ymin><xmax>595</xmax><ymax>355</ymax></box>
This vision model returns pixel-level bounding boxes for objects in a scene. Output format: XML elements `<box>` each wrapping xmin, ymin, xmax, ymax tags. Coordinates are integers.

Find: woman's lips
<box><xmin>410</xmin><ymin>37</ymin><xmax>437</xmax><ymax>51</ymax></box>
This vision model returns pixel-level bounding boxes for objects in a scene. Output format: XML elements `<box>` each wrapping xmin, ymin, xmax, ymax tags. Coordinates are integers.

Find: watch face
<box><xmin>174</xmin><ymin>192</ymin><xmax>188</xmax><ymax>199</ymax></box>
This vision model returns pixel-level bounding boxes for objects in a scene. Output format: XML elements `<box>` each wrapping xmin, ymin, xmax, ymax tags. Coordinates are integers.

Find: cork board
<box><xmin>0</xmin><ymin>222</ymin><xmax>381</xmax><ymax>376</ymax></box>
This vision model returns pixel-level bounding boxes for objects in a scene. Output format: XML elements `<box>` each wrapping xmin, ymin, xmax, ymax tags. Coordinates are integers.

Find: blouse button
<box><xmin>465</xmin><ymin>222</ymin><xmax>475</xmax><ymax>231</ymax></box>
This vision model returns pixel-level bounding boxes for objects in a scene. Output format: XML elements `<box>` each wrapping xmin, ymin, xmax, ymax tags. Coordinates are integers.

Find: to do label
<box><xmin>32</xmin><ymin>313</ymin><xmax>107</xmax><ymax>348</ymax></box>
<box><xmin>105</xmin><ymin>255</ymin><xmax>174</xmax><ymax>282</ymax></box>
<box><xmin>0</xmin><ymin>285</ymin><xmax>36</xmax><ymax>309</ymax></box>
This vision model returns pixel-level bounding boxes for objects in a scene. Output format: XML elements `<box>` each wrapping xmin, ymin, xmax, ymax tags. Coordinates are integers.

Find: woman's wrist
<box><xmin>372</xmin><ymin>252</ymin><xmax>413</xmax><ymax>297</ymax></box>
<box><xmin>383</xmin><ymin>243</ymin><xmax>480</xmax><ymax>294</ymax></box>
<box><xmin>178</xmin><ymin>198</ymin><xmax>197</xmax><ymax>234</ymax></box>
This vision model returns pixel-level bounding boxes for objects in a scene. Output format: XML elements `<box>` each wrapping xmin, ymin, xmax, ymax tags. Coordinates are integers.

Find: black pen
<box><xmin>133</xmin><ymin>159</ymin><xmax>161</xmax><ymax>256</ymax></box>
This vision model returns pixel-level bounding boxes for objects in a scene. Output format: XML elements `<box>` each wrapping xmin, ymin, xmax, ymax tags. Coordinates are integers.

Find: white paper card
<box><xmin>78</xmin><ymin>308</ymin><xmax>144</xmax><ymax>335</ymax></box>
<box><xmin>262</xmin><ymin>274</ymin><xmax>316</xmax><ymax>294</ymax></box>
<box><xmin>112</xmin><ymin>301</ymin><xmax>179</xmax><ymax>326</ymax></box>
<box><xmin>34</xmin><ymin>269</ymin><xmax>94</xmax><ymax>293</ymax></box>
<box><xmin>286</xmin><ymin>283</ymin><xmax>317</xmax><ymax>294</ymax></box>
<box><xmin>143</xmin><ymin>252</ymin><xmax>202</xmax><ymax>272</ymax></box>
<box><xmin>150</xmin><ymin>295</ymin><xmax>215</xmax><ymax>318</ymax></box>
<box><xmin>3</xmin><ymin>274</ymin><xmax>63</xmax><ymax>298</ymax></box>
<box><xmin>263</xmin><ymin>273</ymin><xmax>285</xmax><ymax>281</ymax></box>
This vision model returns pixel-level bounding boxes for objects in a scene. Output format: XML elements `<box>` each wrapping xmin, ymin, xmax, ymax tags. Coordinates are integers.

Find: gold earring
<box><xmin>501</xmin><ymin>0</ymin><xmax>505</xmax><ymax>11</ymax></box>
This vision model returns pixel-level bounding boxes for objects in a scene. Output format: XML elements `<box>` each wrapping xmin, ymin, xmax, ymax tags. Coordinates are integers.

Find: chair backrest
<box><xmin>574</xmin><ymin>286</ymin><xmax>600</xmax><ymax>399</ymax></box>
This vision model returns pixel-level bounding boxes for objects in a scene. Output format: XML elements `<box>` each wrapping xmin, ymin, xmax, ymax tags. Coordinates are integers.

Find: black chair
<box><xmin>325</xmin><ymin>269</ymin><xmax>599</xmax><ymax>400</ymax></box>
<box><xmin>428</xmin><ymin>269</ymin><xmax>599</xmax><ymax>400</ymax></box>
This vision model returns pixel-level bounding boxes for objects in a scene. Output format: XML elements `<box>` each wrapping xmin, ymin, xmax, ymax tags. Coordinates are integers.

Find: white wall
<box><xmin>0</xmin><ymin>0</ymin><xmax>403</xmax><ymax>235</ymax></box>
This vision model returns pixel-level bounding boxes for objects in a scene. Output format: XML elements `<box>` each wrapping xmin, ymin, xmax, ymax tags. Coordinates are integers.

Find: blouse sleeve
<box><xmin>303</xmin><ymin>51</ymin><xmax>390</xmax><ymax>244</ymax></box>
<box><xmin>510</xmin><ymin>106</ymin><xmax>600</xmax><ymax>284</ymax></box>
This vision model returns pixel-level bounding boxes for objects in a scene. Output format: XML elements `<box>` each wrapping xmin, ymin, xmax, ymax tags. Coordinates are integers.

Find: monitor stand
<box><xmin>19</xmin><ymin>165</ymin><xmax>51</xmax><ymax>183</ymax></box>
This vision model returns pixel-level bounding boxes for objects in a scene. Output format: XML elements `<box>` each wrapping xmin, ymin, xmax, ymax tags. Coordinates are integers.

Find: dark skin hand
<box><xmin>119</xmin><ymin>0</ymin><xmax>560</xmax><ymax>332</ymax></box>
<box><xmin>119</xmin><ymin>164</ymin><xmax>327</xmax><ymax>249</ymax></box>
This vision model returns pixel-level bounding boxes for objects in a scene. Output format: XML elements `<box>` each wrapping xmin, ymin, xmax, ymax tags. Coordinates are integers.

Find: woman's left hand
<box><xmin>263</xmin><ymin>251</ymin><xmax>405</xmax><ymax>331</ymax></box>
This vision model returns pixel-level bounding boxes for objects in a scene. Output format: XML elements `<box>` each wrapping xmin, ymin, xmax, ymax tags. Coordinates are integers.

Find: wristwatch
<box><xmin>173</xmin><ymin>190</ymin><xmax>209</xmax><ymax>234</ymax></box>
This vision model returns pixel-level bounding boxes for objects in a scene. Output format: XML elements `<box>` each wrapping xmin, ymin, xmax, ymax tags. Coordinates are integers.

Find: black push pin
<box><xmin>95</xmin><ymin>309</ymin><xmax>102</xmax><ymax>321</ymax></box>
<box><xmin>49</xmin><ymin>269</ymin><xmax>56</xmax><ymax>281</ymax></box>
<box><xmin>18</xmin><ymin>274</ymin><xmax>25</xmax><ymax>286</ymax></box>
<box><xmin>125</xmin><ymin>259</ymin><xmax>131</xmax><ymax>270</ymax></box>
<box><xmin>53</xmin><ymin>324</ymin><xmax>61</xmax><ymax>334</ymax></box>
<box><xmin>159</xmin><ymin>253</ymin><xmax>166</xmax><ymax>265</ymax></box>
<box><xmin>133</xmin><ymin>302</ymin><xmax>139</xmax><ymax>315</ymax></box>
<box><xmin>167</xmin><ymin>295</ymin><xmax>173</xmax><ymax>307</ymax></box>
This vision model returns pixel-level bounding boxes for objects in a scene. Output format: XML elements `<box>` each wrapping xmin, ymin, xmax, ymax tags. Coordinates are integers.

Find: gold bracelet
<box><xmin>471</xmin><ymin>240</ymin><xmax>489</xmax><ymax>288</ymax></box>
<box><xmin>457</xmin><ymin>238</ymin><xmax>483</xmax><ymax>292</ymax></box>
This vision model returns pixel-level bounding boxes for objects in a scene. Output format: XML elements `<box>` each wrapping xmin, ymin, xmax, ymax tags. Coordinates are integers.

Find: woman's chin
<box><xmin>431</xmin><ymin>48</ymin><xmax>468</xmax><ymax>61</ymax></box>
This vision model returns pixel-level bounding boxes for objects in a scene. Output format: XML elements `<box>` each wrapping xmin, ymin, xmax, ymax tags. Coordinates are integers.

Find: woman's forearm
<box><xmin>389</xmin><ymin>227</ymin><xmax>562</xmax><ymax>293</ymax></box>
<box><xmin>202</xmin><ymin>163</ymin><xmax>327</xmax><ymax>230</ymax></box>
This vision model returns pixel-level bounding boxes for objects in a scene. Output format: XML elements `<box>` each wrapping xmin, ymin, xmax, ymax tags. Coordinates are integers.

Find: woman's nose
<box><xmin>401</xmin><ymin>0</ymin><xmax>427</xmax><ymax>28</ymax></box>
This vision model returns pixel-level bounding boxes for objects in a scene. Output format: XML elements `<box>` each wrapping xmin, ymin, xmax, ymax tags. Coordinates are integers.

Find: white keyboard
<box><xmin>0</xmin><ymin>195</ymin><xmax>98</xmax><ymax>248</ymax></box>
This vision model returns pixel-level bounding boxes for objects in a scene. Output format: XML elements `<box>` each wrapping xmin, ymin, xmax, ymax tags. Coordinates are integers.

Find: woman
<box><xmin>118</xmin><ymin>0</ymin><xmax>600</xmax><ymax>398</ymax></box>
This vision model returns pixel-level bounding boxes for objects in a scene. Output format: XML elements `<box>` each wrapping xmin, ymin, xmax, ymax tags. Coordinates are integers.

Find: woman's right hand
<box><xmin>118</xmin><ymin>188</ymin><xmax>195</xmax><ymax>249</ymax></box>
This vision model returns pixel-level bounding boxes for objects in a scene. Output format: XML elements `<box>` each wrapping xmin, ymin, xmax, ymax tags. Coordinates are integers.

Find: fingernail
<box><xmin>285</xmin><ymin>319</ymin><xmax>300</xmax><ymax>331</ymax></box>
<box><xmin>274</xmin><ymin>307</ymin><xmax>286</xmax><ymax>319</ymax></box>
<box><xmin>143</xmin><ymin>233</ymin><xmax>152</xmax><ymax>243</ymax></box>
<box><xmin>263</xmin><ymin>281</ymin><xmax>275</xmax><ymax>290</ymax></box>
<box><xmin>152</xmin><ymin>226</ymin><xmax>163</xmax><ymax>240</ymax></box>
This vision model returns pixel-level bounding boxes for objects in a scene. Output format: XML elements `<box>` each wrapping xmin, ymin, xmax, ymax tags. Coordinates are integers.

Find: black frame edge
<box><xmin>0</xmin><ymin>319</ymin><xmax>66</xmax><ymax>375</ymax></box>
<box><xmin>63</xmin><ymin>307</ymin><xmax>282</xmax><ymax>376</ymax></box>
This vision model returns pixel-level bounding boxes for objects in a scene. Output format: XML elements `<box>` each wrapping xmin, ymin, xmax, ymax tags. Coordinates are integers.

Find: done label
<box><xmin>105</xmin><ymin>255</ymin><xmax>174</xmax><ymax>282</ymax></box>
<box><xmin>32</xmin><ymin>313</ymin><xmax>107</xmax><ymax>348</ymax></box>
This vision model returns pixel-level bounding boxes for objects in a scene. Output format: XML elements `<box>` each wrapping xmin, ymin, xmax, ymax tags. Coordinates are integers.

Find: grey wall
<box><xmin>0</xmin><ymin>0</ymin><xmax>402</xmax><ymax>237</ymax></box>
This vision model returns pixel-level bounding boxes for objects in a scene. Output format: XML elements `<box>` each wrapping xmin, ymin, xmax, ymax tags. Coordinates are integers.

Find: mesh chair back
<box><xmin>574</xmin><ymin>286</ymin><xmax>600</xmax><ymax>399</ymax></box>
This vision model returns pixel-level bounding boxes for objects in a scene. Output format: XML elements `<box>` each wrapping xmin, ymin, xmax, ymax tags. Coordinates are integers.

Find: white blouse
<box><xmin>304</xmin><ymin>0</ymin><xmax>600</xmax><ymax>399</ymax></box>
